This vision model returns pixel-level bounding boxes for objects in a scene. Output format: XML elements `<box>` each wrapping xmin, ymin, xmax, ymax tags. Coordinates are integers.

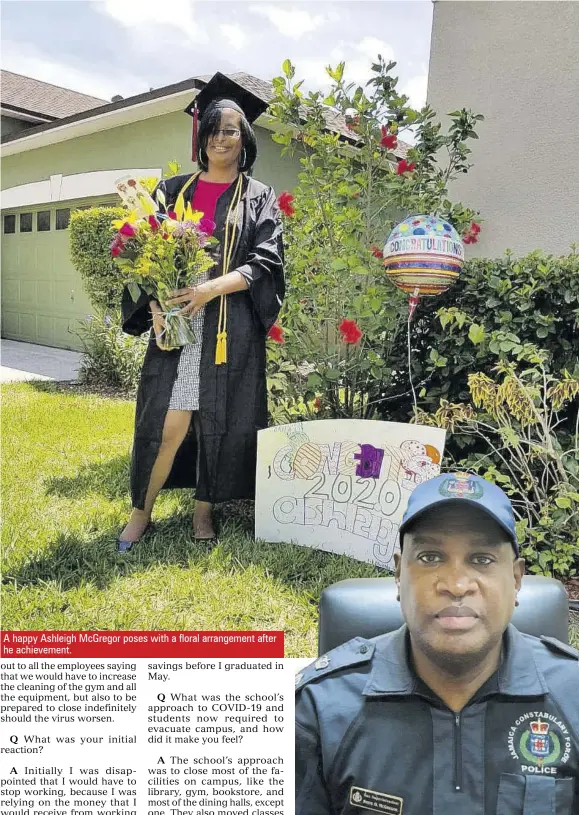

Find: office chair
<box><xmin>318</xmin><ymin>576</ymin><xmax>569</xmax><ymax>655</ymax></box>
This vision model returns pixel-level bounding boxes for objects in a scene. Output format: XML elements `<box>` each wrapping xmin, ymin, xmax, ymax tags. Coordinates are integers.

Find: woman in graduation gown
<box><xmin>118</xmin><ymin>73</ymin><xmax>285</xmax><ymax>551</ymax></box>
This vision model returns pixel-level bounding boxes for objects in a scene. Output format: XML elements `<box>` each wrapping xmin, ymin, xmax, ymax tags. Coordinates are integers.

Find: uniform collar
<box><xmin>363</xmin><ymin>623</ymin><xmax>548</xmax><ymax>698</ymax></box>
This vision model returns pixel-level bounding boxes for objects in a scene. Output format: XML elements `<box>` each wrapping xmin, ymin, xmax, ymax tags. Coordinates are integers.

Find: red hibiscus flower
<box><xmin>313</xmin><ymin>397</ymin><xmax>321</xmax><ymax>411</ymax></box>
<box><xmin>278</xmin><ymin>191</ymin><xmax>295</xmax><ymax>217</ymax></box>
<box><xmin>380</xmin><ymin>126</ymin><xmax>398</xmax><ymax>150</ymax></box>
<box><xmin>339</xmin><ymin>318</ymin><xmax>363</xmax><ymax>345</ymax></box>
<box><xmin>396</xmin><ymin>159</ymin><xmax>416</xmax><ymax>175</ymax></box>
<box><xmin>268</xmin><ymin>323</ymin><xmax>285</xmax><ymax>343</ymax></box>
<box><xmin>371</xmin><ymin>245</ymin><xmax>384</xmax><ymax>259</ymax></box>
<box><xmin>119</xmin><ymin>222</ymin><xmax>137</xmax><ymax>237</ymax></box>
<box><xmin>462</xmin><ymin>221</ymin><xmax>482</xmax><ymax>244</ymax></box>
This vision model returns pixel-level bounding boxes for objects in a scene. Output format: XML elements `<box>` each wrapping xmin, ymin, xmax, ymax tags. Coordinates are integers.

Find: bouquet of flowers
<box><xmin>110</xmin><ymin>180</ymin><xmax>216</xmax><ymax>349</ymax></box>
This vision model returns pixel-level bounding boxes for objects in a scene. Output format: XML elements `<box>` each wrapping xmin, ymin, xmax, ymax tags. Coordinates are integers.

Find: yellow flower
<box><xmin>112</xmin><ymin>210</ymin><xmax>139</xmax><ymax>230</ymax></box>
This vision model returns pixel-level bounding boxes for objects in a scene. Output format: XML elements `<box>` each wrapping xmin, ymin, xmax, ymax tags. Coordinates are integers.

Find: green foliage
<box><xmin>415</xmin><ymin>352</ymin><xmax>579</xmax><ymax>578</ymax></box>
<box><xmin>69</xmin><ymin>206</ymin><xmax>126</xmax><ymax>311</ymax></box>
<box><xmin>75</xmin><ymin>309</ymin><xmax>147</xmax><ymax>392</ymax></box>
<box><xmin>268</xmin><ymin>57</ymin><xmax>482</xmax><ymax>421</ymax></box>
<box><xmin>395</xmin><ymin>250</ymin><xmax>579</xmax><ymax>423</ymax></box>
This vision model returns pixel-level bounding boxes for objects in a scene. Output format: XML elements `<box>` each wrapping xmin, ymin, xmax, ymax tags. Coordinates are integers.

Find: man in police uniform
<box><xmin>295</xmin><ymin>473</ymin><xmax>578</xmax><ymax>814</ymax></box>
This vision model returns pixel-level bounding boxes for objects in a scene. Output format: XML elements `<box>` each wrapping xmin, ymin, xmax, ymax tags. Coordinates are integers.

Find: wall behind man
<box><xmin>427</xmin><ymin>0</ymin><xmax>579</xmax><ymax>258</ymax></box>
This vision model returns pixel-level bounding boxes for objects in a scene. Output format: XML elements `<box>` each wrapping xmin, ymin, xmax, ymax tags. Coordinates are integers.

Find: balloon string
<box><xmin>407</xmin><ymin>306</ymin><xmax>418</xmax><ymax>416</ymax></box>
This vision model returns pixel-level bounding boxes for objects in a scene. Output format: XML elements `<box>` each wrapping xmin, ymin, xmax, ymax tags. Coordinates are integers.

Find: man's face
<box><xmin>394</xmin><ymin>504</ymin><xmax>525</xmax><ymax>672</ymax></box>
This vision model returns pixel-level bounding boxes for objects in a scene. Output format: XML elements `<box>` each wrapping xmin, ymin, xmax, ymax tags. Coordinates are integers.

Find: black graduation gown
<box><xmin>121</xmin><ymin>173</ymin><xmax>285</xmax><ymax>507</ymax></box>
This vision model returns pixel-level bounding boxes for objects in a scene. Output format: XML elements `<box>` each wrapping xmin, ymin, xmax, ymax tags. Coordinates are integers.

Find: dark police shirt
<box><xmin>295</xmin><ymin>625</ymin><xmax>579</xmax><ymax>815</ymax></box>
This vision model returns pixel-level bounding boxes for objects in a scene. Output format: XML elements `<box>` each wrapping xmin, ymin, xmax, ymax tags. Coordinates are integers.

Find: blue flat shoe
<box><xmin>116</xmin><ymin>522</ymin><xmax>152</xmax><ymax>554</ymax></box>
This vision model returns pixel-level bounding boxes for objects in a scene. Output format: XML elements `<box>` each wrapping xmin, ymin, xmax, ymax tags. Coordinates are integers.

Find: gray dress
<box><xmin>167</xmin><ymin>271</ymin><xmax>209</xmax><ymax>411</ymax></box>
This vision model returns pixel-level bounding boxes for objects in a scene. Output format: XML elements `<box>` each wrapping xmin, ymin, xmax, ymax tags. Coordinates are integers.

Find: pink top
<box><xmin>191</xmin><ymin>178</ymin><xmax>232</xmax><ymax>222</ymax></box>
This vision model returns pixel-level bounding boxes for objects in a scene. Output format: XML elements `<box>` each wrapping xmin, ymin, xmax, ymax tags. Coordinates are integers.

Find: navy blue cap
<box><xmin>399</xmin><ymin>473</ymin><xmax>519</xmax><ymax>556</ymax></box>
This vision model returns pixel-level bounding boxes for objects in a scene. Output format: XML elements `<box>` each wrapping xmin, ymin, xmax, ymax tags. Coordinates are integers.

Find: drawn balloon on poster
<box><xmin>255</xmin><ymin>420</ymin><xmax>446</xmax><ymax>571</ymax></box>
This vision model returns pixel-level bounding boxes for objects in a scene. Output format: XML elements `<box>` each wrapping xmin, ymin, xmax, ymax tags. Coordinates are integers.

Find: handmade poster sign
<box><xmin>255</xmin><ymin>420</ymin><xmax>446</xmax><ymax>570</ymax></box>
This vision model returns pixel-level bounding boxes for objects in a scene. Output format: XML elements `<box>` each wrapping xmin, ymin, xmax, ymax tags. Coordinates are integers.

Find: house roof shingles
<box><xmin>0</xmin><ymin>69</ymin><xmax>410</xmax><ymax>158</ymax></box>
<box><xmin>1</xmin><ymin>69</ymin><xmax>108</xmax><ymax>119</ymax></box>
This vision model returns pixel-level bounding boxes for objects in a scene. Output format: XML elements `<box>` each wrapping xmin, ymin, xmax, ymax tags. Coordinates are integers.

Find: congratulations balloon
<box><xmin>383</xmin><ymin>215</ymin><xmax>464</xmax><ymax>318</ymax></box>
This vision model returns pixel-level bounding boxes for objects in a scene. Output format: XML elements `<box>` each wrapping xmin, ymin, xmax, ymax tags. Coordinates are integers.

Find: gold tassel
<box><xmin>215</xmin><ymin>331</ymin><xmax>228</xmax><ymax>365</ymax></box>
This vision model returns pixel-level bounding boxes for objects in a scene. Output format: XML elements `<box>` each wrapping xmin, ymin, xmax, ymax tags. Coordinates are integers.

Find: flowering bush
<box><xmin>267</xmin><ymin>57</ymin><xmax>482</xmax><ymax>420</ymax></box>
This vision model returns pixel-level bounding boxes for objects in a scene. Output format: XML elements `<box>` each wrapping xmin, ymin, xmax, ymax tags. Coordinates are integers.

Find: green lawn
<box><xmin>1</xmin><ymin>383</ymin><xmax>381</xmax><ymax>657</ymax></box>
<box><xmin>2</xmin><ymin>383</ymin><xmax>577</xmax><ymax>657</ymax></box>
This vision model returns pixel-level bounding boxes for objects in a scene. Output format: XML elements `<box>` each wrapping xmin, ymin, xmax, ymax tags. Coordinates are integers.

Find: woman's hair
<box><xmin>197</xmin><ymin>101</ymin><xmax>258</xmax><ymax>173</ymax></box>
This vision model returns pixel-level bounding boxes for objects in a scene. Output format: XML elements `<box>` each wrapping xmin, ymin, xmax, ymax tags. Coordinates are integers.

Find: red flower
<box><xmin>380</xmin><ymin>126</ymin><xmax>398</xmax><ymax>150</ymax></box>
<box><xmin>346</xmin><ymin>114</ymin><xmax>360</xmax><ymax>131</ymax></box>
<box><xmin>278</xmin><ymin>191</ymin><xmax>295</xmax><ymax>217</ymax></box>
<box><xmin>313</xmin><ymin>397</ymin><xmax>321</xmax><ymax>411</ymax></box>
<box><xmin>167</xmin><ymin>210</ymin><xmax>177</xmax><ymax>220</ymax></box>
<box><xmin>268</xmin><ymin>323</ymin><xmax>285</xmax><ymax>343</ymax></box>
<box><xmin>339</xmin><ymin>318</ymin><xmax>363</xmax><ymax>345</ymax></box>
<box><xmin>371</xmin><ymin>245</ymin><xmax>384</xmax><ymax>259</ymax></box>
<box><xmin>462</xmin><ymin>222</ymin><xmax>482</xmax><ymax>244</ymax></box>
<box><xmin>119</xmin><ymin>222</ymin><xmax>137</xmax><ymax>237</ymax></box>
<box><xmin>111</xmin><ymin>243</ymin><xmax>122</xmax><ymax>257</ymax></box>
<box><xmin>396</xmin><ymin>159</ymin><xmax>416</xmax><ymax>175</ymax></box>
<box><xmin>148</xmin><ymin>215</ymin><xmax>159</xmax><ymax>231</ymax></box>
<box><xmin>127</xmin><ymin>179</ymin><xmax>137</xmax><ymax>187</ymax></box>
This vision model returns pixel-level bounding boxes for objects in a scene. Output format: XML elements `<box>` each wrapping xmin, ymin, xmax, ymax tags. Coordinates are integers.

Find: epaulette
<box><xmin>540</xmin><ymin>636</ymin><xmax>579</xmax><ymax>660</ymax></box>
<box><xmin>295</xmin><ymin>637</ymin><xmax>375</xmax><ymax>693</ymax></box>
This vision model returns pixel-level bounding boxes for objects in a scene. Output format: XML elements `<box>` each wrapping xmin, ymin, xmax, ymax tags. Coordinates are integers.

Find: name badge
<box><xmin>350</xmin><ymin>786</ymin><xmax>403</xmax><ymax>815</ymax></box>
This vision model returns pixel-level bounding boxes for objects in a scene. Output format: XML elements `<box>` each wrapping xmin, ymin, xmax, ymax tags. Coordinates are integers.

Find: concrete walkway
<box><xmin>0</xmin><ymin>339</ymin><xmax>83</xmax><ymax>383</ymax></box>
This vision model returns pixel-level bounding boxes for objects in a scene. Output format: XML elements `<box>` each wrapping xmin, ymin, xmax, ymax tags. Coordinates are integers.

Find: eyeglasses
<box><xmin>212</xmin><ymin>128</ymin><xmax>241</xmax><ymax>139</ymax></box>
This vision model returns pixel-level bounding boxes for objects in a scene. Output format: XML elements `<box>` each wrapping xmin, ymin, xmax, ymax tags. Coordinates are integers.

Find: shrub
<box><xmin>382</xmin><ymin>249</ymin><xmax>579</xmax><ymax>427</ymax></box>
<box><xmin>75</xmin><ymin>310</ymin><xmax>147</xmax><ymax>392</ymax></box>
<box><xmin>268</xmin><ymin>57</ymin><xmax>482</xmax><ymax>421</ymax></box>
<box><xmin>415</xmin><ymin>353</ymin><xmax>579</xmax><ymax>578</ymax></box>
<box><xmin>69</xmin><ymin>206</ymin><xmax>126</xmax><ymax>311</ymax></box>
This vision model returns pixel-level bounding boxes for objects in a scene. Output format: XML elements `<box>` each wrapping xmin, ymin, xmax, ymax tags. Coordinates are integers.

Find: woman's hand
<box><xmin>166</xmin><ymin>282</ymin><xmax>215</xmax><ymax>318</ymax></box>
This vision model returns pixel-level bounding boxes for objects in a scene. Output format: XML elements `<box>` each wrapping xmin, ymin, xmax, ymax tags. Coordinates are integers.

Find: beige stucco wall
<box><xmin>427</xmin><ymin>1</ymin><xmax>579</xmax><ymax>258</ymax></box>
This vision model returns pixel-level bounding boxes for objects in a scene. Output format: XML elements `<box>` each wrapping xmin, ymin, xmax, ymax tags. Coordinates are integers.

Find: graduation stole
<box><xmin>174</xmin><ymin>171</ymin><xmax>244</xmax><ymax>366</ymax></box>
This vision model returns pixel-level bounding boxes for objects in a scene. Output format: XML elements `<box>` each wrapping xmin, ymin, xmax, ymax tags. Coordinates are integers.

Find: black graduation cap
<box><xmin>185</xmin><ymin>72</ymin><xmax>269</xmax><ymax>162</ymax></box>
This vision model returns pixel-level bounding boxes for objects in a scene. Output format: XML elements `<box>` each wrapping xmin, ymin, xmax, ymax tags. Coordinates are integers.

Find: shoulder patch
<box><xmin>540</xmin><ymin>636</ymin><xmax>579</xmax><ymax>660</ymax></box>
<box><xmin>295</xmin><ymin>637</ymin><xmax>375</xmax><ymax>693</ymax></box>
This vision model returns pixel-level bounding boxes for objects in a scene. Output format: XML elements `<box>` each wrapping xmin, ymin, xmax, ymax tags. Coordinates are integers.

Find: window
<box><xmin>3</xmin><ymin>214</ymin><xmax>16</xmax><ymax>234</ymax></box>
<box><xmin>37</xmin><ymin>210</ymin><xmax>51</xmax><ymax>231</ymax></box>
<box><xmin>56</xmin><ymin>208</ymin><xmax>71</xmax><ymax>230</ymax></box>
<box><xmin>20</xmin><ymin>212</ymin><xmax>33</xmax><ymax>232</ymax></box>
